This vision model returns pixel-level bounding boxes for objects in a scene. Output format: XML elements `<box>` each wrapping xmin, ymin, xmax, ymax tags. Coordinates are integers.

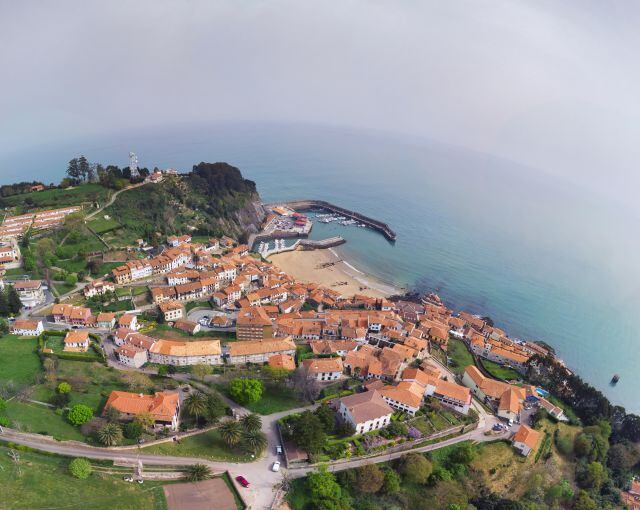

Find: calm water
<box><xmin>3</xmin><ymin>123</ymin><xmax>639</xmax><ymax>412</ymax></box>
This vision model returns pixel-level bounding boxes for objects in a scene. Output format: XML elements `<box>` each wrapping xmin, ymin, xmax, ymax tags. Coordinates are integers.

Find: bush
<box><xmin>67</xmin><ymin>404</ymin><xmax>94</xmax><ymax>426</ymax></box>
<box><xmin>399</xmin><ymin>453</ymin><xmax>432</xmax><ymax>484</ymax></box>
<box><xmin>124</xmin><ymin>421</ymin><xmax>143</xmax><ymax>440</ymax></box>
<box><xmin>69</xmin><ymin>458</ymin><xmax>92</xmax><ymax>479</ymax></box>
<box><xmin>57</xmin><ymin>382</ymin><xmax>71</xmax><ymax>394</ymax></box>
<box><xmin>0</xmin><ymin>416</ymin><xmax>11</xmax><ymax>427</ymax></box>
<box><xmin>228</xmin><ymin>378</ymin><xmax>264</xmax><ymax>405</ymax></box>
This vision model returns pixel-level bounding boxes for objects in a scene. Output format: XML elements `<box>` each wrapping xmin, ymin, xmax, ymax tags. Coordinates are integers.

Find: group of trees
<box><xmin>218</xmin><ymin>413</ymin><xmax>268</xmax><ymax>456</ymax></box>
<box><xmin>0</xmin><ymin>285</ymin><xmax>22</xmax><ymax>318</ymax></box>
<box><xmin>65</xmin><ymin>156</ymin><xmax>95</xmax><ymax>185</ymax></box>
<box><xmin>64</xmin><ymin>155</ymin><xmax>151</xmax><ymax>189</ymax></box>
<box><xmin>228</xmin><ymin>377</ymin><xmax>264</xmax><ymax>405</ymax></box>
<box><xmin>182</xmin><ymin>391</ymin><xmax>227</xmax><ymax>426</ymax></box>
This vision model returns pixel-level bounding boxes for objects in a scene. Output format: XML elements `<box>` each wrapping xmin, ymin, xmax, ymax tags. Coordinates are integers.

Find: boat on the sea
<box><xmin>611</xmin><ymin>374</ymin><xmax>620</xmax><ymax>384</ymax></box>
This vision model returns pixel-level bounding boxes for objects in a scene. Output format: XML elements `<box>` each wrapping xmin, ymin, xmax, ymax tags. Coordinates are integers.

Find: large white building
<box><xmin>13</xmin><ymin>280</ymin><xmax>46</xmax><ymax>308</ymax></box>
<box><xmin>10</xmin><ymin>319</ymin><xmax>44</xmax><ymax>336</ymax></box>
<box><xmin>149</xmin><ymin>339</ymin><xmax>222</xmax><ymax>366</ymax></box>
<box><xmin>338</xmin><ymin>390</ymin><xmax>394</xmax><ymax>434</ymax></box>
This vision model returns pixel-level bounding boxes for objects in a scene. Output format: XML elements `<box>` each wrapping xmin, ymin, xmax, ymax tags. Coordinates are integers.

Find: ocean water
<box><xmin>3</xmin><ymin>123</ymin><xmax>639</xmax><ymax>412</ymax></box>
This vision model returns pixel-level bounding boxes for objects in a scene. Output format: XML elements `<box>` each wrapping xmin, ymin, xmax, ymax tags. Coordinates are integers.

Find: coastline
<box><xmin>268</xmin><ymin>247</ymin><xmax>405</xmax><ymax>298</ymax></box>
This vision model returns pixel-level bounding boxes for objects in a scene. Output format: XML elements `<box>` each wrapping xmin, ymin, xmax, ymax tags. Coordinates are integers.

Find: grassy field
<box><xmin>480</xmin><ymin>358</ymin><xmax>521</xmax><ymax>381</ymax></box>
<box><xmin>142</xmin><ymin>428</ymin><xmax>253</xmax><ymax>462</ymax></box>
<box><xmin>53</xmin><ymin>281</ymin><xmax>77</xmax><ymax>296</ymax></box>
<box><xmin>0</xmin><ymin>335</ymin><xmax>41</xmax><ymax>385</ymax></box>
<box><xmin>0</xmin><ymin>446</ymin><xmax>167</xmax><ymax>510</ymax></box>
<box><xmin>446</xmin><ymin>338</ymin><xmax>475</xmax><ymax>375</ymax></box>
<box><xmin>2</xmin><ymin>184</ymin><xmax>112</xmax><ymax>210</ymax></box>
<box><xmin>244</xmin><ymin>385</ymin><xmax>307</xmax><ymax>415</ymax></box>
<box><xmin>88</xmin><ymin>216</ymin><xmax>123</xmax><ymax>234</ymax></box>
<box><xmin>4</xmin><ymin>400</ymin><xmax>87</xmax><ymax>441</ymax></box>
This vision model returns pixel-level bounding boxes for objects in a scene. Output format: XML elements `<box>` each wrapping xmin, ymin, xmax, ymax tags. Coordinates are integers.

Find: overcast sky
<box><xmin>1</xmin><ymin>0</ymin><xmax>639</xmax><ymax>207</ymax></box>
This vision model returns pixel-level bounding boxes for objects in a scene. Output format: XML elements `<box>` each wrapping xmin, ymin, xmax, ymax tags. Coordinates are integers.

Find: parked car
<box><xmin>236</xmin><ymin>475</ymin><xmax>250</xmax><ymax>488</ymax></box>
<box><xmin>123</xmin><ymin>476</ymin><xmax>133</xmax><ymax>482</ymax></box>
<box><xmin>276</xmin><ymin>445</ymin><xmax>283</xmax><ymax>455</ymax></box>
<box><xmin>272</xmin><ymin>461</ymin><xmax>281</xmax><ymax>472</ymax></box>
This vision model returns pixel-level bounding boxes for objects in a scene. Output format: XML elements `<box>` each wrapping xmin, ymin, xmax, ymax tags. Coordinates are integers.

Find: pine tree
<box><xmin>7</xmin><ymin>286</ymin><xmax>22</xmax><ymax>314</ymax></box>
<box><xmin>66</xmin><ymin>158</ymin><xmax>81</xmax><ymax>183</ymax></box>
<box><xmin>0</xmin><ymin>289</ymin><xmax>8</xmax><ymax>317</ymax></box>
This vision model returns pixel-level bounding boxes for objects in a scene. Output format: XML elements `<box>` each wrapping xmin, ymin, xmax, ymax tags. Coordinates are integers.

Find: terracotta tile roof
<box><xmin>104</xmin><ymin>390</ymin><xmax>179</xmax><ymax>422</ymax></box>
<box><xmin>512</xmin><ymin>424</ymin><xmax>541</xmax><ymax>450</ymax></box>
<box><xmin>302</xmin><ymin>357</ymin><xmax>344</xmax><ymax>374</ymax></box>
<box><xmin>12</xmin><ymin>319</ymin><xmax>41</xmax><ymax>330</ymax></box>
<box><xmin>433</xmin><ymin>378</ymin><xmax>471</xmax><ymax>404</ymax></box>
<box><xmin>64</xmin><ymin>330</ymin><xmax>90</xmax><ymax>344</ymax></box>
<box><xmin>379</xmin><ymin>381</ymin><xmax>425</xmax><ymax>408</ymax></box>
<box><xmin>339</xmin><ymin>390</ymin><xmax>393</xmax><ymax>424</ymax></box>
<box><xmin>150</xmin><ymin>339</ymin><xmax>221</xmax><ymax>357</ymax></box>
<box><xmin>268</xmin><ymin>354</ymin><xmax>296</xmax><ymax>371</ymax></box>
<box><xmin>228</xmin><ymin>337</ymin><xmax>295</xmax><ymax>357</ymax></box>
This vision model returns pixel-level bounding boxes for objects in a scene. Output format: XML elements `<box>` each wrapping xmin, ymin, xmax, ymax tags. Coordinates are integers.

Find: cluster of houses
<box><xmin>0</xmin><ymin>205</ymin><xmax>82</xmax><ymax>239</ymax></box>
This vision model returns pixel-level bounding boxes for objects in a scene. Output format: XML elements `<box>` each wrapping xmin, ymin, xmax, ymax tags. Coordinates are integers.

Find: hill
<box><xmin>102</xmin><ymin>162</ymin><xmax>265</xmax><ymax>244</ymax></box>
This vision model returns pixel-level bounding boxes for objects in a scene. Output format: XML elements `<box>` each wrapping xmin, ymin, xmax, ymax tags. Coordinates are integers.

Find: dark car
<box><xmin>235</xmin><ymin>475</ymin><xmax>250</xmax><ymax>488</ymax></box>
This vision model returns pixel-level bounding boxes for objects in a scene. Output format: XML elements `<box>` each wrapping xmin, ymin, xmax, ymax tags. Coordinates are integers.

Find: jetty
<box><xmin>264</xmin><ymin>199</ymin><xmax>397</xmax><ymax>241</ymax></box>
<box><xmin>258</xmin><ymin>236</ymin><xmax>345</xmax><ymax>257</ymax></box>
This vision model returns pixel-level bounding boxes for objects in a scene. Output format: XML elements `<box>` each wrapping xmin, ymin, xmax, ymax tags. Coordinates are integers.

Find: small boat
<box><xmin>611</xmin><ymin>374</ymin><xmax>620</xmax><ymax>384</ymax></box>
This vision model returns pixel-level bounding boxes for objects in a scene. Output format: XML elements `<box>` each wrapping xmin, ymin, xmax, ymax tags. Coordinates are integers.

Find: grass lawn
<box><xmin>4</xmin><ymin>400</ymin><xmax>86</xmax><ymax>441</ymax></box>
<box><xmin>2</xmin><ymin>183</ymin><xmax>112</xmax><ymax>210</ymax></box>
<box><xmin>0</xmin><ymin>335</ymin><xmax>41</xmax><ymax>385</ymax></box>
<box><xmin>53</xmin><ymin>281</ymin><xmax>77</xmax><ymax>296</ymax></box>
<box><xmin>0</xmin><ymin>446</ymin><xmax>167</xmax><ymax>510</ymax></box>
<box><xmin>142</xmin><ymin>428</ymin><xmax>253</xmax><ymax>462</ymax></box>
<box><xmin>446</xmin><ymin>338</ymin><xmax>475</xmax><ymax>375</ymax></box>
<box><xmin>88</xmin><ymin>216</ymin><xmax>122</xmax><ymax>234</ymax></box>
<box><xmin>96</xmin><ymin>261</ymin><xmax>124</xmax><ymax>276</ymax></box>
<box><xmin>244</xmin><ymin>385</ymin><xmax>307</xmax><ymax>415</ymax></box>
<box><xmin>480</xmin><ymin>358</ymin><xmax>521</xmax><ymax>381</ymax></box>
<box><xmin>132</xmin><ymin>285</ymin><xmax>149</xmax><ymax>296</ymax></box>
<box><xmin>55</xmin><ymin>257</ymin><xmax>90</xmax><ymax>273</ymax></box>
<box><xmin>185</xmin><ymin>300</ymin><xmax>213</xmax><ymax>313</ymax></box>
<box><xmin>3</xmin><ymin>267</ymin><xmax>31</xmax><ymax>277</ymax></box>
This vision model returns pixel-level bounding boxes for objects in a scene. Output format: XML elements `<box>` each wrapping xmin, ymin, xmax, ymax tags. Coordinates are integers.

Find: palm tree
<box><xmin>97</xmin><ymin>423</ymin><xmax>123</xmax><ymax>446</ymax></box>
<box><xmin>219</xmin><ymin>420</ymin><xmax>243</xmax><ymax>447</ymax></box>
<box><xmin>186</xmin><ymin>463</ymin><xmax>212</xmax><ymax>482</ymax></box>
<box><xmin>241</xmin><ymin>413</ymin><xmax>262</xmax><ymax>433</ymax></box>
<box><xmin>184</xmin><ymin>391</ymin><xmax>208</xmax><ymax>422</ymax></box>
<box><xmin>241</xmin><ymin>430</ymin><xmax>267</xmax><ymax>456</ymax></box>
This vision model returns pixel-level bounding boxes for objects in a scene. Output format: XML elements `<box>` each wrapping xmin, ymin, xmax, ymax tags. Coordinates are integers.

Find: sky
<box><xmin>1</xmin><ymin>0</ymin><xmax>639</xmax><ymax>209</ymax></box>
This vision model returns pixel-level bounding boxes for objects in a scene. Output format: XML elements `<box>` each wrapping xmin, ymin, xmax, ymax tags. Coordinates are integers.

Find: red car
<box><xmin>235</xmin><ymin>475</ymin><xmax>250</xmax><ymax>488</ymax></box>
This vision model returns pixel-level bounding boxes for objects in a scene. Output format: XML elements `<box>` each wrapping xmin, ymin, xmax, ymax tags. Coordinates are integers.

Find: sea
<box><xmin>3</xmin><ymin>122</ymin><xmax>639</xmax><ymax>413</ymax></box>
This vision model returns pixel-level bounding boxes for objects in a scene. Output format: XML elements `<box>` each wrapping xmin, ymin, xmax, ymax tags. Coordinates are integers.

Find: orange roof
<box><xmin>64</xmin><ymin>331</ymin><xmax>90</xmax><ymax>344</ymax></box>
<box><xmin>512</xmin><ymin>425</ymin><xmax>542</xmax><ymax>450</ymax></box>
<box><xmin>12</xmin><ymin>319</ymin><xmax>41</xmax><ymax>330</ymax></box>
<box><xmin>228</xmin><ymin>337</ymin><xmax>296</xmax><ymax>357</ymax></box>
<box><xmin>268</xmin><ymin>354</ymin><xmax>296</xmax><ymax>371</ymax></box>
<box><xmin>379</xmin><ymin>381</ymin><xmax>425</xmax><ymax>409</ymax></box>
<box><xmin>150</xmin><ymin>339</ymin><xmax>221</xmax><ymax>357</ymax></box>
<box><xmin>302</xmin><ymin>357</ymin><xmax>344</xmax><ymax>374</ymax></box>
<box><xmin>103</xmin><ymin>390</ymin><xmax>179</xmax><ymax>422</ymax></box>
<box><xmin>434</xmin><ymin>378</ymin><xmax>471</xmax><ymax>404</ymax></box>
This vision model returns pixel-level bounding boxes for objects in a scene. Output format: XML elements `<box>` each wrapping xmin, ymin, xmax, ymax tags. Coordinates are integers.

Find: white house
<box><xmin>10</xmin><ymin>319</ymin><xmax>44</xmax><ymax>336</ymax></box>
<box><xmin>115</xmin><ymin>344</ymin><xmax>148</xmax><ymax>368</ymax></box>
<box><xmin>302</xmin><ymin>358</ymin><xmax>344</xmax><ymax>382</ymax></box>
<box><xmin>338</xmin><ymin>390</ymin><xmax>393</xmax><ymax>434</ymax></box>
<box><xmin>149</xmin><ymin>339</ymin><xmax>222</xmax><ymax>366</ymax></box>
<box><xmin>512</xmin><ymin>425</ymin><xmax>541</xmax><ymax>457</ymax></box>
<box><xmin>13</xmin><ymin>280</ymin><xmax>46</xmax><ymax>308</ymax></box>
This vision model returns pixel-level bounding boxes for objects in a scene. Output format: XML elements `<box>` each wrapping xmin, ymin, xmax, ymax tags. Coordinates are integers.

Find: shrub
<box><xmin>69</xmin><ymin>458</ymin><xmax>92</xmax><ymax>479</ymax></box>
<box><xmin>57</xmin><ymin>382</ymin><xmax>71</xmax><ymax>394</ymax></box>
<box><xmin>67</xmin><ymin>404</ymin><xmax>93</xmax><ymax>426</ymax></box>
<box><xmin>0</xmin><ymin>416</ymin><xmax>11</xmax><ymax>427</ymax></box>
<box><xmin>228</xmin><ymin>378</ymin><xmax>264</xmax><ymax>405</ymax></box>
<box><xmin>124</xmin><ymin>421</ymin><xmax>143</xmax><ymax>440</ymax></box>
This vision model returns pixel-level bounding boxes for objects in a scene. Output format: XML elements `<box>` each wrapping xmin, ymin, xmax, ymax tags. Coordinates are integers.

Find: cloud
<box><xmin>1</xmin><ymin>0</ymin><xmax>639</xmax><ymax>206</ymax></box>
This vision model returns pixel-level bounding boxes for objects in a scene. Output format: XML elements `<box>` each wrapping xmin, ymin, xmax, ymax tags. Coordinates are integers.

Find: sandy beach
<box><xmin>268</xmin><ymin>247</ymin><xmax>403</xmax><ymax>298</ymax></box>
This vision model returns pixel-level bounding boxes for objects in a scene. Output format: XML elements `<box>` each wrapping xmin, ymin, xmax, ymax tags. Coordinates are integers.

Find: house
<box><xmin>83</xmin><ymin>279</ymin><xmax>115</xmax><ymax>298</ymax></box>
<box><xmin>118</xmin><ymin>313</ymin><xmax>139</xmax><ymax>331</ymax></box>
<box><xmin>96</xmin><ymin>312</ymin><xmax>116</xmax><ymax>329</ymax></box>
<box><xmin>235</xmin><ymin>307</ymin><xmax>273</xmax><ymax>340</ymax></box>
<box><xmin>149</xmin><ymin>339</ymin><xmax>222</xmax><ymax>366</ymax></box>
<box><xmin>174</xmin><ymin>319</ymin><xmax>200</xmax><ymax>335</ymax></box>
<box><xmin>338</xmin><ymin>390</ymin><xmax>394</xmax><ymax>434</ymax></box>
<box><xmin>115</xmin><ymin>344</ymin><xmax>148</xmax><ymax>368</ymax></box>
<box><xmin>511</xmin><ymin>425</ymin><xmax>541</xmax><ymax>456</ymax></box>
<box><xmin>461</xmin><ymin>365</ymin><xmax>525</xmax><ymax>420</ymax></box>
<box><xmin>0</xmin><ymin>243</ymin><xmax>19</xmax><ymax>262</ymax></box>
<box><xmin>227</xmin><ymin>337</ymin><xmax>296</xmax><ymax>364</ymax></box>
<box><xmin>12</xmin><ymin>280</ymin><xmax>46</xmax><ymax>308</ymax></box>
<box><xmin>103</xmin><ymin>390</ymin><xmax>181</xmax><ymax>430</ymax></box>
<box><xmin>10</xmin><ymin>319</ymin><xmax>44</xmax><ymax>336</ymax></box>
<box><xmin>309</xmin><ymin>340</ymin><xmax>358</xmax><ymax>357</ymax></box>
<box><xmin>268</xmin><ymin>353</ymin><xmax>296</xmax><ymax>371</ymax></box>
<box><xmin>159</xmin><ymin>300</ymin><xmax>185</xmax><ymax>322</ymax></box>
<box><xmin>51</xmin><ymin>304</ymin><xmax>93</xmax><ymax>326</ymax></box>
<box><xmin>621</xmin><ymin>480</ymin><xmax>640</xmax><ymax>510</ymax></box>
<box><xmin>167</xmin><ymin>235</ymin><xmax>192</xmax><ymax>247</ymax></box>
<box><xmin>63</xmin><ymin>331</ymin><xmax>90</xmax><ymax>352</ymax></box>
<box><xmin>378</xmin><ymin>381</ymin><xmax>425</xmax><ymax>415</ymax></box>
<box><xmin>302</xmin><ymin>358</ymin><xmax>344</xmax><ymax>381</ymax></box>
<box><xmin>429</xmin><ymin>378</ymin><xmax>472</xmax><ymax>415</ymax></box>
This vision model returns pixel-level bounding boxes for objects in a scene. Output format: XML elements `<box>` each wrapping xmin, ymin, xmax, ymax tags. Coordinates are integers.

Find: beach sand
<box><xmin>268</xmin><ymin>248</ymin><xmax>403</xmax><ymax>298</ymax></box>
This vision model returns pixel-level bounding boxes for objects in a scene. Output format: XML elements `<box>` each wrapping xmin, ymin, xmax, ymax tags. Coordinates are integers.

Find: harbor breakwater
<box><xmin>264</xmin><ymin>199</ymin><xmax>397</xmax><ymax>242</ymax></box>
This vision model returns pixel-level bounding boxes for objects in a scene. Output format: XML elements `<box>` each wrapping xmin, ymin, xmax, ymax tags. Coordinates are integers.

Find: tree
<box><xmin>66</xmin><ymin>158</ymin><xmax>81</xmax><ymax>184</ymax></box>
<box><xmin>191</xmin><ymin>363</ymin><xmax>212</xmax><ymax>381</ymax></box>
<box><xmin>135</xmin><ymin>412</ymin><xmax>155</xmax><ymax>430</ymax></box>
<box><xmin>314</xmin><ymin>404</ymin><xmax>336</xmax><ymax>431</ymax></box>
<box><xmin>573</xmin><ymin>490</ymin><xmax>598</xmax><ymax>510</ymax></box>
<box><xmin>65</xmin><ymin>273</ymin><xmax>78</xmax><ymax>286</ymax></box>
<box><xmin>306</xmin><ymin>467</ymin><xmax>349</xmax><ymax>509</ymax></box>
<box><xmin>228</xmin><ymin>378</ymin><xmax>263</xmax><ymax>405</ymax></box>
<box><xmin>293</xmin><ymin>411</ymin><xmax>326</xmax><ymax>454</ymax></box>
<box><xmin>57</xmin><ymin>382</ymin><xmax>71</xmax><ymax>394</ymax></box>
<box><xmin>7</xmin><ymin>286</ymin><xmax>22</xmax><ymax>315</ymax></box>
<box><xmin>292</xmin><ymin>367</ymin><xmax>320</xmax><ymax>401</ymax></box>
<box><xmin>103</xmin><ymin>405</ymin><xmax>121</xmax><ymax>424</ymax></box>
<box><xmin>0</xmin><ymin>290</ymin><xmax>8</xmax><ymax>317</ymax></box>
<box><xmin>97</xmin><ymin>423</ymin><xmax>123</xmax><ymax>446</ymax></box>
<box><xmin>579</xmin><ymin>461</ymin><xmax>607</xmax><ymax>490</ymax></box>
<box><xmin>69</xmin><ymin>458</ymin><xmax>92</xmax><ymax>479</ymax></box>
<box><xmin>241</xmin><ymin>413</ymin><xmax>262</xmax><ymax>433</ymax></box>
<box><xmin>183</xmin><ymin>391</ymin><xmax>208</xmax><ymax>422</ymax></box>
<box><xmin>399</xmin><ymin>453</ymin><xmax>432</xmax><ymax>484</ymax></box>
<box><xmin>50</xmin><ymin>392</ymin><xmax>70</xmax><ymax>409</ymax></box>
<box><xmin>123</xmin><ymin>372</ymin><xmax>152</xmax><ymax>392</ymax></box>
<box><xmin>186</xmin><ymin>464</ymin><xmax>212</xmax><ymax>482</ymax></box>
<box><xmin>450</xmin><ymin>443</ymin><xmax>476</xmax><ymax>465</ymax></box>
<box><xmin>0</xmin><ymin>318</ymin><xmax>8</xmax><ymax>335</ymax></box>
<box><xmin>219</xmin><ymin>420</ymin><xmax>243</xmax><ymax>447</ymax></box>
<box><xmin>157</xmin><ymin>365</ymin><xmax>169</xmax><ymax>377</ymax></box>
<box><xmin>0</xmin><ymin>398</ymin><xmax>6</xmax><ymax>413</ymax></box>
<box><xmin>203</xmin><ymin>393</ymin><xmax>226</xmax><ymax>424</ymax></box>
<box><xmin>241</xmin><ymin>430</ymin><xmax>268</xmax><ymax>455</ymax></box>
<box><xmin>78</xmin><ymin>155</ymin><xmax>90</xmax><ymax>182</ymax></box>
<box><xmin>382</xmin><ymin>467</ymin><xmax>401</xmax><ymax>494</ymax></box>
<box><xmin>354</xmin><ymin>464</ymin><xmax>385</xmax><ymax>494</ymax></box>
<box><xmin>67</xmin><ymin>404</ymin><xmax>93</xmax><ymax>426</ymax></box>
<box><xmin>124</xmin><ymin>421</ymin><xmax>143</xmax><ymax>440</ymax></box>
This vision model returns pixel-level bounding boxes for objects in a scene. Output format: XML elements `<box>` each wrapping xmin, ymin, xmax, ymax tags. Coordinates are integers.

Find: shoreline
<box><xmin>268</xmin><ymin>247</ymin><xmax>406</xmax><ymax>298</ymax></box>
